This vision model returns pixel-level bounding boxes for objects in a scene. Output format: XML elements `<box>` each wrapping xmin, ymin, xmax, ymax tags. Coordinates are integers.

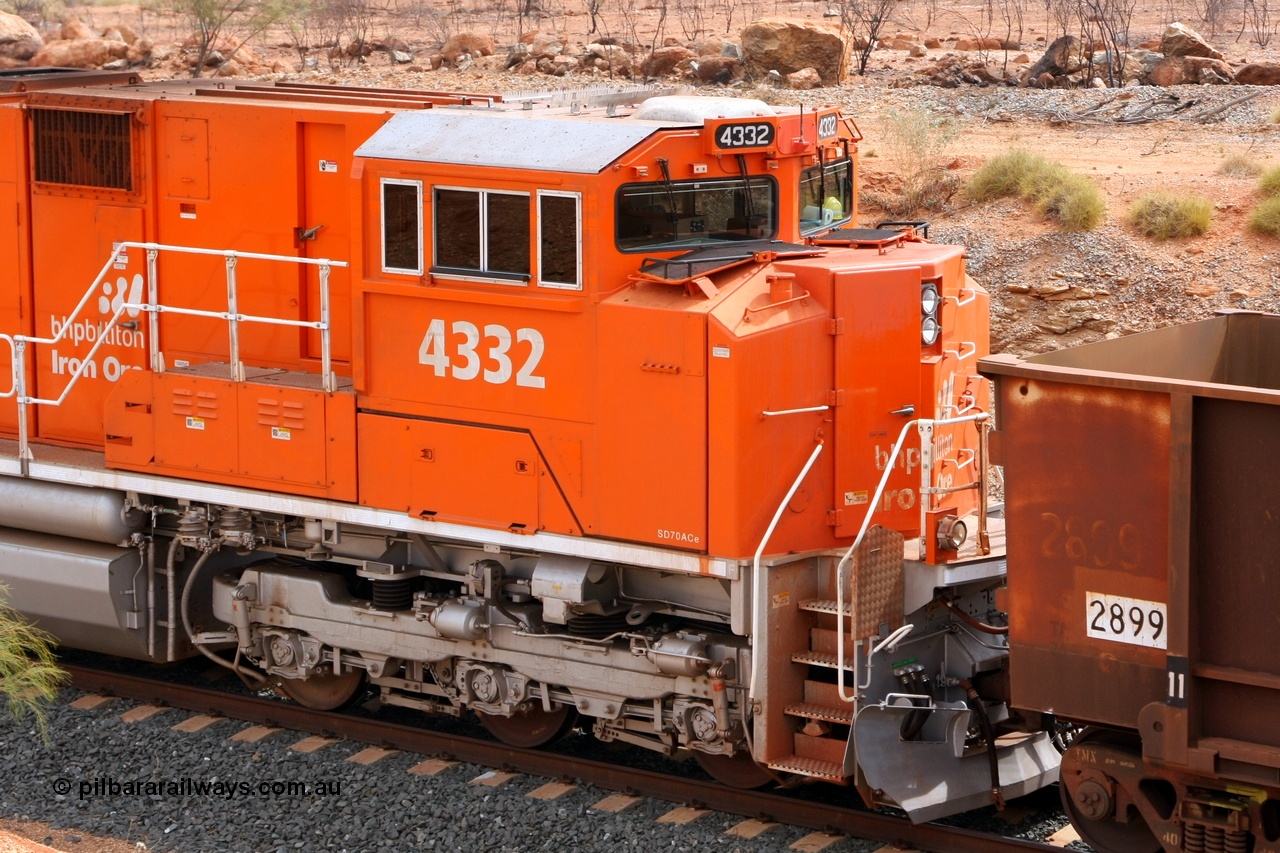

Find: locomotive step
<box><xmin>791</xmin><ymin>650</ymin><xmax>850</xmax><ymax>669</ymax></box>
<box><xmin>765</xmin><ymin>755</ymin><xmax>847</xmax><ymax>782</ymax></box>
<box><xmin>783</xmin><ymin>702</ymin><xmax>854</xmax><ymax>725</ymax></box>
<box><xmin>798</xmin><ymin>599</ymin><xmax>851</xmax><ymax>615</ymax></box>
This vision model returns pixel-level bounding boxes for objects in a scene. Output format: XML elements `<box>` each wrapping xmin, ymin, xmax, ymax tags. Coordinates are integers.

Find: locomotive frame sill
<box><xmin>0</xmin><ymin>437</ymin><xmax>739</xmax><ymax>580</ymax></box>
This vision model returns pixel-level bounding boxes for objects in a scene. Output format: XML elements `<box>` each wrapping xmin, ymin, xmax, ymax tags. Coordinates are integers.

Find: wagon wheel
<box><xmin>274</xmin><ymin>669</ymin><xmax>367</xmax><ymax>711</ymax></box>
<box><xmin>1059</xmin><ymin>729</ymin><xmax>1161</xmax><ymax>853</ymax></box>
<box><xmin>694</xmin><ymin>749</ymin><xmax>774</xmax><ymax>789</ymax></box>
<box><xmin>477</xmin><ymin>702</ymin><xmax>579</xmax><ymax>748</ymax></box>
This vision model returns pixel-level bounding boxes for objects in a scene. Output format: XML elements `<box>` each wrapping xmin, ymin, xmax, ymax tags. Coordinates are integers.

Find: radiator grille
<box><xmin>32</xmin><ymin>109</ymin><xmax>133</xmax><ymax>191</ymax></box>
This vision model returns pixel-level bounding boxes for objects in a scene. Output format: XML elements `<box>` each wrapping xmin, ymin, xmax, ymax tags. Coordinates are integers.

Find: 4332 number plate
<box><xmin>713</xmin><ymin>121</ymin><xmax>775</xmax><ymax>149</ymax></box>
<box><xmin>1085</xmin><ymin>591</ymin><xmax>1167</xmax><ymax>649</ymax></box>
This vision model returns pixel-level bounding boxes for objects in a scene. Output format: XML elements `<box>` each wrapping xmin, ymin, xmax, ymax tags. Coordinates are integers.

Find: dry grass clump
<box><xmin>1260</xmin><ymin>165</ymin><xmax>1280</xmax><ymax>198</ymax></box>
<box><xmin>1249</xmin><ymin>196</ymin><xmax>1280</xmax><ymax>237</ymax></box>
<box><xmin>0</xmin><ymin>586</ymin><xmax>67</xmax><ymax>740</ymax></box>
<box><xmin>1217</xmin><ymin>152</ymin><xmax>1263</xmax><ymax>177</ymax></box>
<box><xmin>1128</xmin><ymin>193</ymin><xmax>1213</xmax><ymax>240</ymax></box>
<box><xmin>864</xmin><ymin>108</ymin><xmax>960</xmax><ymax>216</ymax></box>
<box><xmin>965</xmin><ymin>150</ymin><xmax>1105</xmax><ymax>231</ymax></box>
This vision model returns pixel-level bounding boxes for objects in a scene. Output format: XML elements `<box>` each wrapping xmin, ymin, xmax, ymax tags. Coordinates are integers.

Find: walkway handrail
<box><xmin>834</xmin><ymin>412</ymin><xmax>990</xmax><ymax>705</ymax></box>
<box><xmin>2</xmin><ymin>241</ymin><xmax>348</xmax><ymax>475</ymax></box>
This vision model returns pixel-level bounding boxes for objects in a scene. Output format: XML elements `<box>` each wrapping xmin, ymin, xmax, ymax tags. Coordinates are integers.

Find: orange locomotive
<box><xmin>0</xmin><ymin>70</ymin><xmax>1057</xmax><ymax>821</ymax></box>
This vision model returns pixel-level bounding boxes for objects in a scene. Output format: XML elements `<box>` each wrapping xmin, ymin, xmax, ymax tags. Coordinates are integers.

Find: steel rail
<box><xmin>64</xmin><ymin>663</ymin><xmax>1061</xmax><ymax>853</ymax></box>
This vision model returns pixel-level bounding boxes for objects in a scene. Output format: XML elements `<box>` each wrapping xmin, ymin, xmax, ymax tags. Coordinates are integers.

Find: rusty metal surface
<box><xmin>994</xmin><ymin>377</ymin><xmax>1171</xmax><ymax>727</ymax></box>
<box><xmin>982</xmin><ymin>312</ymin><xmax>1280</xmax><ymax>789</ymax></box>
<box><xmin>65</xmin><ymin>662</ymin><xmax>1062</xmax><ymax>853</ymax></box>
<box><xmin>1191</xmin><ymin>396</ymin><xmax>1280</xmax><ymax>751</ymax></box>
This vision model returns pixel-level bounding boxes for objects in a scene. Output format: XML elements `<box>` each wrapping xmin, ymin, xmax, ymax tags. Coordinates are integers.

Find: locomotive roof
<box><xmin>354</xmin><ymin>108</ymin><xmax>677</xmax><ymax>174</ymax></box>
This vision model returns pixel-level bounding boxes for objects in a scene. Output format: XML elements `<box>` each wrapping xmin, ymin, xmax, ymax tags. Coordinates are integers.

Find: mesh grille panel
<box><xmin>32</xmin><ymin>109</ymin><xmax>133</xmax><ymax>190</ymax></box>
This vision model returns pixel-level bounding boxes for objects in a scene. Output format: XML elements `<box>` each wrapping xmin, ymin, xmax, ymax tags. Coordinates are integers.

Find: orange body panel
<box><xmin>105</xmin><ymin>369</ymin><xmax>357</xmax><ymax>500</ymax></box>
<box><xmin>356</xmin><ymin>412</ymin><xmax>579</xmax><ymax>534</ymax></box>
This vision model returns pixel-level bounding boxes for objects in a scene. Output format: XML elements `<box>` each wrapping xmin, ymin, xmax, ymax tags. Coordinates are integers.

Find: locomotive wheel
<box><xmin>1059</xmin><ymin>730</ymin><xmax>1160</xmax><ymax>853</ymax></box>
<box><xmin>477</xmin><ymin>702</ymin><xmax>578</xmax><ymax>748</ymax></box>
<box><xmin>273</xmin><ymin>669</ymin><xmax>366</xmax><ymax>711</ymax></box>
<box><xmin>694</xmin><ymin>750</ymin><xmax>774</xmax><ymax>789</ymax></box>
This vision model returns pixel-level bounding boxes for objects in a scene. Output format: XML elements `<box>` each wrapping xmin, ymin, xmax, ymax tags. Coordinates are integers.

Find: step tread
<box><xmin>799</xmin><ymin>599</ymin><xmax>850</xmax><ymax>615</ymax></box>
<box><xmin>765</xmin><ymin>755</ymin><xmax>847</xmax><ymax>781</ymax></box>
<box><xmin>790</xmin><ymin>651</ymin><xmax>850</xmax><ymax>668</ymax></box>
<box><xmin>783</xmin><ymin>702</ymin><xmax>854</xmax><ymax>724</ymax></box>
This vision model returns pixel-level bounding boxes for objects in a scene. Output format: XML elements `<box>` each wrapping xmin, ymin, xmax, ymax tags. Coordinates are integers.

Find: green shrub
<box><xmin>1128</xmin><ymin>193</ymin><xmax>1213</xmax><ymax>240</ymax></box>
<box><xmin>0</xmin><ymin>587</ymin><xmax>66</xmax><ymax>740</ymax></box>
<box><xmin>965</xmin><ymin>150</ymin><xmax>1105</xmax><ymax>230</ymax></box>
<box><xmin>1260</xmin><ymin>166</ymin><xmax>1280</xmax><ymax>198</ymax></box>
<box><xmin>1249</xmin><ymin>196</ymin><xmax>1280</xmax><ymax>237</ymax></box>
<box><xmin>1217</xmin><ymin>152</ymin><xmax>1263</xmax><ymax>177</ymax></box>
<box><xmin>964</xmin><ymin>150</ymin><xmax>1047</xmax><ymax>202</ymax></box>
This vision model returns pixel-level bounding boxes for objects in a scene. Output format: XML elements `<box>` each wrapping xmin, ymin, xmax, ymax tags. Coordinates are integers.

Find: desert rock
<box><xmin>0</xmin><ymin>12</ymin><xmax>42</xmax><ymax>61</ymax></box>
<box><xmin>1159</xmin><ymin>22</ymin><xmax>1223</xmax><ymax>60</ymax></box>
<box><xmin>740</xmin><ymin>17</ymin><xmax>849</xmax><ymax>86</ymax></box>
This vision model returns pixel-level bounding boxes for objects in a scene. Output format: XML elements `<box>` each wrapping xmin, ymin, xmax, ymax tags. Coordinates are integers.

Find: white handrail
<box><xmin>834</xmin><ymin>412</ymin><xmax>989</xmax><ymax>704</ymax></box>
<box><xmin>748</xmin><ymin>441</ymin><xmax>824</xmax><ymax>704</ymax></box>
<box><xmin>4</xmin><ymin>241</ymin><xmax>349</xmax><ymax>474</ymax></box>
<box><xmin>0</xmin><ymin>334</ymin><xmax>14</xmax><ymax>399</ymax></box>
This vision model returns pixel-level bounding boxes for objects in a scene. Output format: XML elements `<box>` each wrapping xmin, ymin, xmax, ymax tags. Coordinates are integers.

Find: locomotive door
<box><xmin>299</xmin><ymin>122</ymin><xmax>351</xmax><ymax>365</ymax></box>
<box><xmin>831</xmin><ymin>266</ymin><xmax>921</xmax><ymax>539</ymax></box>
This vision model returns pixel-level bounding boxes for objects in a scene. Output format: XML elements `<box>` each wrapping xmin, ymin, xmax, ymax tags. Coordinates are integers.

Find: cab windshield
<box><xmin>800</xmin><ymin>158</ymin><xmax>854</xmax><ymax>235</ymax></box>
<box><xmin>616</xmin><ymin>177</ymin><xmax>776</xmax><ymax>252</ymax></box>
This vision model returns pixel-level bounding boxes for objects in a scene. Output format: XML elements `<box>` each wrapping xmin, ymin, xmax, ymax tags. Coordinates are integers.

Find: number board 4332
<box><xmin>706</xmin><ymin>119</ymin><xmax>776</xmax><ymax>152</ymax></box>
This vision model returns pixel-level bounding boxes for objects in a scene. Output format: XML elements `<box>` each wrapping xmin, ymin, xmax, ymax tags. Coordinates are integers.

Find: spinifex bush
<box><xmin>965</xmin><ymin>150</ymin><xmax>1105</xmax><ymax>231</ymax></box>
<box><xmin>1128</xmin><ymin>193</ymin><xmax>1213</xmax><ymax>240</ymax></box>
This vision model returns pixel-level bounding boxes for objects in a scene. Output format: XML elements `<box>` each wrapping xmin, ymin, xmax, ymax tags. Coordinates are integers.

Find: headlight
<box><xmin>921</xmin><ymin>317</ymin><xmax>940</xmax><ymax>346</ymax></box>
<box><xmin>921</xmin><ymin>281</ymin><xmax>941</xmax><ymax>347</ymax></box>
<box><xmin>936</xmin><ymin>516</ymin><xmax>968</xmax><ymax>551</ymax></box>
<box><xmin>921</xmin><ymin>282</ymin><xmax>940</xmax><ymax>316</ymax></box>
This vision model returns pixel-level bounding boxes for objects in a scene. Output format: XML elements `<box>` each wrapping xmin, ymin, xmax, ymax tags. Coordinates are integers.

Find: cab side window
<box><xmin>538</xmin><ymin>191</ymin><xmax>581</xmax><ymax>290</ymax></box>
<box><xmin>381</xmin><ymin>178</ymin><xmax>423</xmax><ymax>274</ymax></box>
<box><xmin>434</xmin><ymin>188</ymin><xmax>530</xmax><ymax>281</ymax></box>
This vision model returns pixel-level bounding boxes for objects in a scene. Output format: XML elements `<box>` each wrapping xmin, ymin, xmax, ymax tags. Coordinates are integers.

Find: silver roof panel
<box><xmin>355</xmin><ymin>109</ymin><xmax>669</xmax><ymax>174</ymax></box>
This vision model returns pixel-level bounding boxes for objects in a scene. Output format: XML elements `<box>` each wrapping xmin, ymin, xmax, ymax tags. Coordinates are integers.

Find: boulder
<box><xmin>644</xmin><ymin>45</ymin><xmax>695</xmax><ymax>77</ymax></box>
<box><xmin>1159</xmin><ymin>22</ymin><xmax>1223</xmax><ymax>60</ymax></box>
<box><xmin>0</xmin><ymin>12</ymin><xmax>42</xmax><ymax>61</ymax></box>
<box><xmin>29</xmin><ymin>38</ymin><xmax>128</xmax><ymax>69</ymax></box>
<box><xmin>505</xmin><ymin>43</ymin><xmax>529</xmax><ymax>68</ymax></box>
<box><xmin>441</xmin><ymin>32</ymin><xmax>495</xmax><ymax>60</ymax></box>
<box><xmin>1023</xmin><ymin>34</ymin><xmax>1084</xmax><ymax>81</ymax></box>
<box><xmin>524</xmin><ymin>31</ymin><xmax>565</xmax><ymax>57</ymax></box>
<box><xmin>585</xmin><ymin>42</ymin><xmax>632</xmax><ymax>75</ymax></box>
<box><xmin>910</xmin><ymin>44</ymin><xmax>928</xmax><ymax>57</ymax></box>
<box><xmin>955</xmin><ymin>36</ymin><xmax>1003</xmax><ymax>51</ymax></box>
<box><xmin>924</xmin><ymin>37</ymin><xmax>942</xmax><ymax>48</ymax></box>
<box><xmin>786</xmin><ymin>66</ymin><xmax>823</xmax><ymax>88</ymax></box>
<box><xmin>126</xmin><ymin>37</ymin><xmax>152</xmax><ymax>65</ymax></box>
<box><xmin>1236</xmin><ymin>63</ymin><xmax>1280</xmax><ymax>85</ymax></box>
<box><xmin>693</xmin><ymin>54</ymin><xmax>742</xmax><ymax>84</ymax></box>
<box><xmin>1146</xmin><ymin>54</ymin><xmax>1233</xmax><ymax>85</ymax></box>
<box><xmin>740</xmin><ymin>17</ymin><xmax>849</xmax><ymax>86</ymax></box>
<box><xmin>59</xmin><ymin>15</ymin><xmax>95</xmax><ymax>41</ymax></box>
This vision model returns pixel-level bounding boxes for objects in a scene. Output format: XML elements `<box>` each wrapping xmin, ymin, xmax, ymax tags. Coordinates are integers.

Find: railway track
<box><xmin>63</xmin><ymin>661</ymin><xmax>1069</xmax><ymax>853</ymax></box>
